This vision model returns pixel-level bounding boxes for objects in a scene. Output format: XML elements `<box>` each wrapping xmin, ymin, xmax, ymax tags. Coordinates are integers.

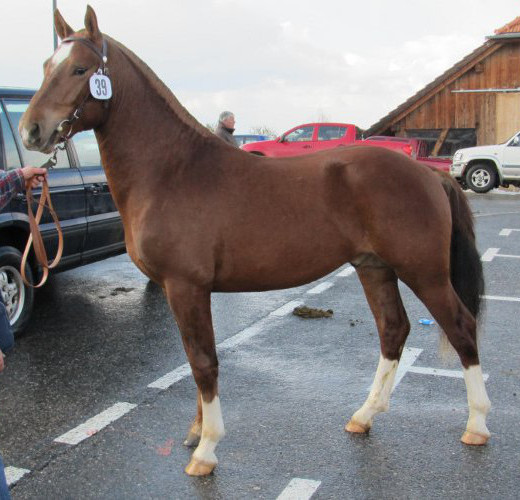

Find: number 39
<box><xmin>94</xmin><ymin>78</ymin><xmax>107</xmax><ymax>96</ymax></box>
<box><xmin>89</xmin><ymin>74</ymin><xmax>112</xmax><ymax>100</ymax></box>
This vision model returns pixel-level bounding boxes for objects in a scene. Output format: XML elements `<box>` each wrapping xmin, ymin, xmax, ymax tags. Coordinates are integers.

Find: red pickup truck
<box><xmin>241</xmin><ymin>123</ymin><xmax>451</xmax><ymax>171</ymax></box>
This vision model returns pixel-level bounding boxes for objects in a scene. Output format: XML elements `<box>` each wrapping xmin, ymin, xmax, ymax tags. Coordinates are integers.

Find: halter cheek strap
<box><xmin>55</xmin><ymin>36</ymin><xmax>111</xmax><ymax>140</ymax></box>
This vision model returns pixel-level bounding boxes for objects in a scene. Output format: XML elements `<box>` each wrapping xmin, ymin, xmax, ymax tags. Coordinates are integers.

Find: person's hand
<box><xmin>0</xmin><ymin>350</ymin><xmax>4</xmax><ymax>372</ymax></box>
<box><xmin>21</xmin><ymin>167</ymin><xmax>48</xmax><ymax>189</ymax></box>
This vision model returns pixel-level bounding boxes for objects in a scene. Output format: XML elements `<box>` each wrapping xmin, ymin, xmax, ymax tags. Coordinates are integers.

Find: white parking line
<box><xmin>54</xmin><ymin>402</ymin><xmax>137</xmax><ymax>445</ymax></box>
<box><xmin>481</xmin><ymin>247</ymin><xmax>520</xmax><ymax>261</ymax></box>
<box><xmin>148</xmin><ymin>300</ymin><xmax>303</xmax><ymax>390</ymax></box>
<box><xmin>270</xmin><ymin>300</ymin><xmax>304</xmax><ymax>317</ymax></box>
<box><xmin>392</xmin><ymin>347</ymin><xmax>423</xmax><ymax>391</ymax></box>
<box><xmin>483</xmin><ymin>295</ymin><xmax>520</xmax><ymax>302</ymax></box>
<box><xmin>4</xmin><ymin>466</ymin><xmax>30</xmax><ymax>487</ymax></box>
<box><xmin>276</xmin><ymin>478</ymin><xmax>321</xmax><ymax>500</ymax></box>
<box><xmin>481</xmin><ymin>248</ymin><xmax>500</xmax><ymax>261</ymax></box>
<box><xmin>307</xmin><ymin>281</ymin><xmax>334</xmax><ymax>294</ymax></box>
<box><xmin>408</xmin><ymin>366</ymin><xmax>489</xmax><ymax>381</ymax></box>
<box><xmin>336</xmin><ymin>266</ymin><xmax>356</xmax><ymax>278</ymax></box>
<box><xmin>368</xmin><ymin>347</ymin><xmax>423</xmax><ymax>392</ymax></box>
<box><xmin>146</xmin><ymin>363</ymin><xmax>192</xmax><ymax>390</ymax></box>
<box><xmin>499</xmin><ymin>228</ymin><xmax>520</xmax><ymax>236</ymax></box>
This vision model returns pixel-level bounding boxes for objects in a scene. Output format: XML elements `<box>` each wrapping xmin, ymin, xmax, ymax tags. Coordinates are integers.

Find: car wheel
<box><xmin>465</xmin><ymin>164</ymin><xmax>496</xmax><ymax>193</ymax></box>
<box><xmin>0</xmin><ymin>246</ymin><xmax>34</xmax><ymax>335</ymax></box>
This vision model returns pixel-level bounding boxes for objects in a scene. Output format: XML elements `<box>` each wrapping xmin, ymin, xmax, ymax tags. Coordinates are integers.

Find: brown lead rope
<box><xmin>21</xmin><ymin>176</ymin><xmax>64</xmax><ymax>288</ymax></box>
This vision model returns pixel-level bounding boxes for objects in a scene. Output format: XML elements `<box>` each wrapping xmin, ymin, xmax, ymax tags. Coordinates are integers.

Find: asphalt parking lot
<box><xmin>1</xmin><ymin>190</ymin><xmax>519</xmax><ymax>499</ymax></box>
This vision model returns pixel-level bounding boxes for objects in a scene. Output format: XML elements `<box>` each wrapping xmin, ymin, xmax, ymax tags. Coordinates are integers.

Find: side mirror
<box><xmin>513</xmin><ymin>136</ymin><xmax>520</xmax><ymax>146</ymax></box>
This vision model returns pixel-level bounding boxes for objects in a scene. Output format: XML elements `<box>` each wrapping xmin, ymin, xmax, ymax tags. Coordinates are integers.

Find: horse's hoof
<box><xmin>461</xmin><ymin>431</ymin><xmax>489</xmax><ymax>446</ymax></box>
<box><xmin>345</xmin><ymin>419</ymin><xmax>370</xmax><ymax>434</ymax></box>
<box><xmin>183</xmin><ymin>432</ymin><xmax>201</xmax><ymax>448</ymax></box>
<box><xmin>185</xmin><ymin>458</ymin><xmax>216</xmax><ymax>476</ymax></box>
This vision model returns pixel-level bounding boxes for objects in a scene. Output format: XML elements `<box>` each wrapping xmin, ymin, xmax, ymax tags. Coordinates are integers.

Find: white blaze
<box><xmin>49</xmin><ymin>42</ymin><xmax>73</xmax><ymax>72</ymax></box>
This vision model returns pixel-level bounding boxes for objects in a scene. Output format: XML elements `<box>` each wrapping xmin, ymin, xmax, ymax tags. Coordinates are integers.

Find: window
<box><xmin>507</xmin><ymin>132</ymin><xmax>520</xmax><ymax>147</ymax></box>
<box><xmin>406</xmin><ymin>130</ymin><xmax>441</xmax><ymax>157</ymax></box>
<box><xmin>73</xmin><ymin>130</ymin><xmax>101</xmax><ymax>167</ymax></box>
<box><xmin>0</xmin><ymin>104</ymin><xmax>22</xmax><ymax>170</ymax></box>
<box><xmin>284</xmin><ymin>126</ymin><xmax>314</xmax><ymax>142</ymax></box>
<box><xmin>438</xmin><ymin>129</ymin><xmax>476</xmax><ymax>156</ymax></box>
<box><xmin>318</xmin><ymin>126</ymin><xmax>347</xmax><ymax>141</ymax></box>
<box><xmin>3</xmin><ymin>100</ymin><xmax>70</xmax><ymax>168</ymax></box>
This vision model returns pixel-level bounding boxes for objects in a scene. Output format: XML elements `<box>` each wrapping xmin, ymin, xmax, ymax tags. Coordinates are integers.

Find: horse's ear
<box><xmin>54</xmin><ymin>9</ymin><xmax>74</xmax><ymax>40</ymax></box>
<box><xmin>84</xmin><ymin>5</ymin><xmax>102</xmax><ymax>42</ymax></box>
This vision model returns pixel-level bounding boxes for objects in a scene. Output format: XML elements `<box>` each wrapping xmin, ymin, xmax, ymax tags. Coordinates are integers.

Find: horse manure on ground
<box><xmin>292</xmin><ymin>306</ymin><xmax>333</xmax><ymax>318</ymax></box>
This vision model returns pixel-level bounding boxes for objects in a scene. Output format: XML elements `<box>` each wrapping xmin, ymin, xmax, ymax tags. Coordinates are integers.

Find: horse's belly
<box><xmin>213</xmin><ymin>240</ymin><xmax>352</xmax><ymax>292</ymax></box>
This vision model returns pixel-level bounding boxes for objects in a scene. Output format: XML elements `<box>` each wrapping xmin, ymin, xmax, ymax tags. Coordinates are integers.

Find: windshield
<box><xmin>503</xmin><ymin>131</ymin><xmax>520</xmax><ymax>145</ymax></box>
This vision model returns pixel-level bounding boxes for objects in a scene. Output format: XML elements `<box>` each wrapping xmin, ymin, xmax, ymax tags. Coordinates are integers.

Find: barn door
<box><xmin>496</xmin><ymin>93</ymin><xmax>520</xmax><ymax>143</ymax></box>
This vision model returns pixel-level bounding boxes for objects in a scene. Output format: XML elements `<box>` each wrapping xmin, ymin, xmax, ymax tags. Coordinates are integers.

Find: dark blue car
<box><xmin>0</xmin><ymin>88</ymin><xmax>125</xmax><ymax>332</ymax></box>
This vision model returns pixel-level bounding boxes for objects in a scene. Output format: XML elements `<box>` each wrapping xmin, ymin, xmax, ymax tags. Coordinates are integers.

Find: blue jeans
<box><xmin>0</xmin><ymin>454</ymin><xmax>10</xmax><ymax>500</ymax></box>
<box><xmin>0</xmin><ymin>298</ymin><xmax>13</xmax><ymax>353</ymax></box>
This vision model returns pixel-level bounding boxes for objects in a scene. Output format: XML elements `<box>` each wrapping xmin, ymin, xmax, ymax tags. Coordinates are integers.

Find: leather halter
<box><xmin>21</xmin><ymin>37</ymin><xmax>110</xmax><ymax>288</ymax></box>
<box><xmin>55</xmin><ymin>36</ymin><xmax>110</xmax><ymax>140</ymax></box>
<box><xmin>61</xmin><ymin>36</ymin><xmax>109</xmax><ymax>72</ymax></box>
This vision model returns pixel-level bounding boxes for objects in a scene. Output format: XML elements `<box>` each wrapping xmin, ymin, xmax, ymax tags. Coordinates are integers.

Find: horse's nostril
<box><xmin>28</xmin><ymin>123</ymin><xmax>41</xmax><ymax>144</ymax></box>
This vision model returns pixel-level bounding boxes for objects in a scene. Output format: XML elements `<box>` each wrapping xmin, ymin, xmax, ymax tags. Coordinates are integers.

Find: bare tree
<box><xmin>250</xmin><ymin>125</ymin><xmax>277</xmax><ymax>138</ymax></box>
<box><xmin>315</xmin><ymin>110</ymin><xmax>330</xmax><ymax>123</ymax></box>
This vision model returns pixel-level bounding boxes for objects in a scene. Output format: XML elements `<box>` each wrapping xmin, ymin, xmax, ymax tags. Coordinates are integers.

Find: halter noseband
<box><xmin>56</xmin><ymin>36</ymin><xmax>110</xmax><ymax>140</ymax></box>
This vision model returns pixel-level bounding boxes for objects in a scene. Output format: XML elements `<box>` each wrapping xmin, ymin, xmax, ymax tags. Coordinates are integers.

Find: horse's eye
<box><xmin>73</xmin><ymin>67</ymin><xmax>87</xmax><ymax>76</ymax></box>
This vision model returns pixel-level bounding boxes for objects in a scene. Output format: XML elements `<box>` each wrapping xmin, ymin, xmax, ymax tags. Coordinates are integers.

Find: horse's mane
<box><xmin>106</xmin><ymin>35</ymin><xmax>217</xmax><ymax>141</ymax></box>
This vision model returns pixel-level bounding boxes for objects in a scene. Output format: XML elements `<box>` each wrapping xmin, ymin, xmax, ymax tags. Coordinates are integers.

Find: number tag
<box><xmin>89</xmin><ymin>73</ymin><xmax>112</xmax><ymax>100</ymax></box>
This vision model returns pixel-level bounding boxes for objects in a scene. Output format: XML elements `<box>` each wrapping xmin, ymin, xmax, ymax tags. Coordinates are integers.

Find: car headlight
<box><xmin>453</xmin><ymin>151</ymin><xmax>463</xmax><ymax>162</ymax></box>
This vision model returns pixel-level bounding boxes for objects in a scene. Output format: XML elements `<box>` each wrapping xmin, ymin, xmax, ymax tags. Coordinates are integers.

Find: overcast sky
<box><xmin>2</xmin><ymin>1</ymin><xmax>520</xmax><ymax>135</ymax></box>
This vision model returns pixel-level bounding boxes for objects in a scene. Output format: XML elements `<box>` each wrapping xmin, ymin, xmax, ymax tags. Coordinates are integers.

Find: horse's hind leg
<box><xmin>346</xmin><ymin>265</ymin><xmax>410</xmax><ymax>434</ymax></box>
<box><xmin>184</xmin><ymin>390</ymin><xmax>202</xmax><ymax>447</ymax></box>
<box><xmin>409</xmin><ymin>279</ymin><xmax>490</xmax><ymax>445</ymax></box>
<box><xmin>164</xmin><ymin>280</ymin><xmax>225</xmax><ymax>476</ymax></box>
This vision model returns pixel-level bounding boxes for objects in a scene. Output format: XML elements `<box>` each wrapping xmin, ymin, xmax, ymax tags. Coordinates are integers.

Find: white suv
<box><xmin>450</xmin><ymin>131</ymin><xmax>520</xmax><ymax>193</ymax></box>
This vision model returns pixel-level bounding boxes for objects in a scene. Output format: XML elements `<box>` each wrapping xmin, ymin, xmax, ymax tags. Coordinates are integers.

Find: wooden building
<box><xmin>364</xmin><ymin>16</ymin><xmax>520</xmax><ymax>156</ymax></box>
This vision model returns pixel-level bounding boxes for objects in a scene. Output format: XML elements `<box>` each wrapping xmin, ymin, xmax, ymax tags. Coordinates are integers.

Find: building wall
<box><xmin>391</xmin><ymin>41</ymin><xmax>520</xmax><ymax>147</ymax></box>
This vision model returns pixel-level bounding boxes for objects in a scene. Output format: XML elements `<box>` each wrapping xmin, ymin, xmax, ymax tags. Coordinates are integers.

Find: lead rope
<box><xmin>21</xmin><ymin>147</ymin><xmax>64</xmax><ymax>288</ymax></box>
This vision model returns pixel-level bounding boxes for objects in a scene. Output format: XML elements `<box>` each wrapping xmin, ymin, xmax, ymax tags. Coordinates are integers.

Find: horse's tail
<box><xmin>439</xmin><ymin>173</ymin><xmax>484</xmax><ymax>320</ymax></box>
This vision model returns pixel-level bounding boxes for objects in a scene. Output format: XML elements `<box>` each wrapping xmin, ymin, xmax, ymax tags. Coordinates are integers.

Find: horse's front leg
<box><xmin>164</xmin><ymin>280</ymin><xmax>225</xmax><ymax>476</ymax></box>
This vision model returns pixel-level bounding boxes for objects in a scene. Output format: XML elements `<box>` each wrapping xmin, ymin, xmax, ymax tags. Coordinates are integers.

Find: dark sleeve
<box><xmin>0</xmin><ymin>169</ymin><xmax>25</xmax><ymax>210</ymax></box>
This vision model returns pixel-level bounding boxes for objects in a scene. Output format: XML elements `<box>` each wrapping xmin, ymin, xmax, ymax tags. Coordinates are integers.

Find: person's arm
<box><xmin>0</xmin><ymin>167</ymin><xmax>47</xmax><ymax>210</ymax></box>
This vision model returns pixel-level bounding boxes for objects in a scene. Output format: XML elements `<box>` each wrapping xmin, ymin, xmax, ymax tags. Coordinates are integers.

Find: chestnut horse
<box><xmin>21</xmin><ymin>6</ymin><xmax>491</xmax><ymax>476</ymax></box>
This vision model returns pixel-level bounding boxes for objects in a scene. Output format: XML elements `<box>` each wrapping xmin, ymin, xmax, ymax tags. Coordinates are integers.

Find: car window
<box><xmin>508</xmin><ymin>133</ymin><xmax>520</xmax><ymax>147</ymax></box>
<box><xmin>0</xmin><ymin>104</ymin><xmax>22</xmax><ymax>170</ymax></box>
<box><xmin>284</xmin><ymin>126</ymin><xmax>314</xmax><ymax>142</ymax></box>
<box><xmin>318</xmin><ymin>126</ymin><xmax>347</xmax><ymax>141</ymax></box>
<box><xmin>3</xmin><ymin>100</ymin><xmax>70</xmax><ymax>168</ymax></box>
<box><xmin>73</xmin><ymin>130</ymin><xmax>101</xmax><ymax>167</ymax></box>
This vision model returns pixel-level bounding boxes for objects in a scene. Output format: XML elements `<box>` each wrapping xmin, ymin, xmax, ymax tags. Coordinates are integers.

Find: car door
<box><xmin>314</xmin><ymin>125</ymin><xmax>348</xmax><ymax>152</ymax></box>
<box><xmin>72</xmin><ymin>130</ymin><xmax>125</xmax><ymax>261</ymax></box>
<box><xmin>276</xmin><ymin>125</ymin><xmax>316</xmax><ymax>157</ymax></box>
<box><xmin>501</xmin><ymin>133</ymin><xmax>520</xmax><ymax>179</ymax></box>
<box><xmin>2</xmin><ymin>99</ymin><xmax>87</xmax><ymax>265</ymax></box>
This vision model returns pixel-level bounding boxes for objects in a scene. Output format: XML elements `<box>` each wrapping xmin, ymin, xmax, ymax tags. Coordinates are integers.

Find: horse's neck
<box><xmin>94</xmin><ymin>40</ymin><xmax>221</xmax><ymax>205</ymax></box>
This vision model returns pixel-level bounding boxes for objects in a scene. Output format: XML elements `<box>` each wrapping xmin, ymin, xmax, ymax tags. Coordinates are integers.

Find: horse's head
<box><xmin>20</xmin><ymin>6</ymin><xmax>109</xmax><ymax>154</ymax></box>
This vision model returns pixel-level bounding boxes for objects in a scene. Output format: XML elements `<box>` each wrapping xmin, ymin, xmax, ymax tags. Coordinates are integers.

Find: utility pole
<box><xmin>52</xmin><ymin>0</ymin><xmax>57</xmax><ymax>50</ymax></box>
